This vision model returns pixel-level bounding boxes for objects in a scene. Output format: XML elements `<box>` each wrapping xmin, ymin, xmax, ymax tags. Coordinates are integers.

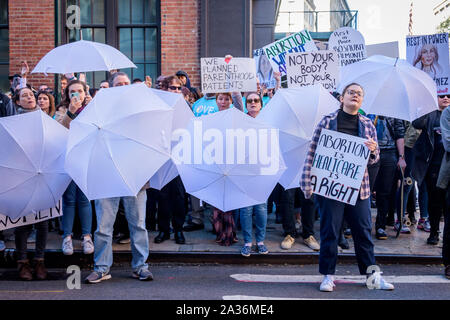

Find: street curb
<box><xmin>0</xmin><ymin>250</ymin><xmax>443</xmax><ymax>268</ymax></box>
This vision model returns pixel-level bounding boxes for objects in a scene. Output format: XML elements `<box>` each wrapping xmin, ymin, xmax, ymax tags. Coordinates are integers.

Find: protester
<box><xmin>12</xmin><ymin>87</ymin><xmax>48</xmax><ymax>280</ymax></box>
<box><xmin>85</xmin><ymin>72</ymin><xmax>152</xmax><ymax>283</ymax></box>
<box><xmin>301</xmin><ymin>83</ymin><xmax>394</xmax><ymax>292</ymax></box>
<box><xmin>154</xmin><ymin>76</ymin><xmax>187</xmax><ymax>245</ymax></box>
<box><xmin>368</xmin><ymin>115</ymin><xmax>406</xmax><ymax>239</ymax></box>
<box><xmin>37</xmin><ymin>90</ymin><xmax>56</xmax><ymax>118</ymax></box>
<box><xmin>412</xmin><ymin>94</ymin><xmax>449</xmax><ymax>245</ymax></box>
<box><xmin>99</xmin><ymin>80</ymin><xmax>109</xmax><ymax>89</ymax></box>
<box><xmin>438</xmin><ymin>105</ymin><xmax>450</xmax><ymax>278</ymax></box>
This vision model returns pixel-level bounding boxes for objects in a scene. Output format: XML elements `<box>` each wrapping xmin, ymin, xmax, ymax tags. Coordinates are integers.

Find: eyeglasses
<box><xmin>169</xmin><ymin>86</ymin><xmax>182</xmax><ymax>91</ymax></box>
<box><xmin>247</xmin><ymin>98</ymin><xmax>261</xmax><ymax>104</ymax></box>
<box><xmin>346</xmin><ymin>90</ymin><xmax>363</xmax><ymax>97</ymax></box>
<box><xmin>438</xmin><ymin>94</ymin><xmax>450</xmax><ymax>98</ymax></box>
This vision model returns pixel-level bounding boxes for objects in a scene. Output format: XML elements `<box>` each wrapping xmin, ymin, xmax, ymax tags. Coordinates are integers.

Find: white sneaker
<box><xmin>0</xmin><ymin>240</ymin><xmax>5</xmax><ymax>252</ymax></box>
<box><xmin>62</xmin><ymin>236</ymin><xmax>74</xmax><ymax>256</ymax></box>
<box><xmin>303</xmin><ymin>235</ymin><xmax>320</xmax><ymax>251</ymax></box>
<box><xmin>320</xmin><ymin>275</ymin><xmax>335</xmax><ymax>292</ymax></box>
<box><xmin>367</xmin><ymin>271</ymin><xmax>395</xmax><ymax>290</ymax></box>
<box><xmin>82</xmin><ymin>235</ymin><xmax>94</xmax><ymax>255</ymax></box>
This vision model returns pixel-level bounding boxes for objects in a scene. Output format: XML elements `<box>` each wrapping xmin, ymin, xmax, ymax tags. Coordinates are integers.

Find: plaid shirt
<box><xmin>300</xmin><ymin>109</ymin><xmax>380</xmax><ymax>201</ymax></box>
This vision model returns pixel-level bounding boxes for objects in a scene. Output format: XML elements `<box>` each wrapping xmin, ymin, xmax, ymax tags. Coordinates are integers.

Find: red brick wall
<box><xmin>9</xmin><ymin>0</ymin><xmax>55</xmax><ymax>89</ymax></box>
<box><xmin>160</xmin><ymin>0</ymin><xmax>201</xmax><ymax>88</ymax></box>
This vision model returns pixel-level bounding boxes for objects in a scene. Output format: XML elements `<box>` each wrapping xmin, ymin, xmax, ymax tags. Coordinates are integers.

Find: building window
<box><xmin>61</xmin><ymin>0</ymin><xmax>159</xmax><ymax>88</ymax></box>
<box><xmin>0</xmin><ymin>0</ymin><xmax>8</xmax><ymax>93</ymax></box>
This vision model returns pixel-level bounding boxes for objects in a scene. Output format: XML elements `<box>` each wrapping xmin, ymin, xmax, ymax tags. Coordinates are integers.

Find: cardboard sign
<box><xmin>253</xmin><ymin>48</ymin><xmax>277</xmax><ymax>89</ymax></box>
<box><xmin>201</xmin><ymin>57</ymin><xmax>257</xmax><ymax>94</ymax></box>
<box><xmin>406</xmin><ymin>33</ymin><xmax>450</xmax><ymax>94</ymax></box>
<box><xmin>0</xmin><ymin>200</ymin><xmax>63</xmax><ymax>231</ymax></box>
<box><xmin>328</xmin><ymin>27</ymin><xmax>367</xmax><ymax>67</ymax></box>
<box><xmin>286</xmin><ymin>50</ymin><xmax>340</xmax><ymax>91</ymax></box>
<box><xmin>263</xmin><ymin>30</ymin><xmax>317</xmax><ymax>75</ymax></box>
<box><xmin>310</xmin><ymin>129</ymin><xmax>370</xmax><ymax>205</ymax></box>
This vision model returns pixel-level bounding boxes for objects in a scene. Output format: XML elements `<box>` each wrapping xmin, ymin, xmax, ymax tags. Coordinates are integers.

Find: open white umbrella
<box><xmin>0</xmin><ymin>110</ymin><xmax>71</xmax><ymax>219</ymax></box>
<box><xmin>258</xmin><ymin>85</ymin><xmax>340</xmax><ymax>189</ymax></box>
<box><xmin>338</xmin><ymin>55</ymin><xmax>438</xmax><ymax>121</ymax></box>
<box><xmin>32</xmin><ymin>40</ymin><xmax>136</xmax><ymax>74</ymax></box>
<box><xmin>149</xmin><ymin>91</ymin><xmax>194</xmax><ymax>190</ymax></box>
<box><xmin>65</xmin><ymin>83</ymin><xmax>174</xmax><ymax>200</ymax></box>
<box><xmin>174</xmin><ymin>108</ymin><xmax>286</xmax><ymax>212</ymax></box>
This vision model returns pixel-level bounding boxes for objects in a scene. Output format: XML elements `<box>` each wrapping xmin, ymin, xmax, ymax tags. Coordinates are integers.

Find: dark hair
<box><xmin>132</xmin><ymin>78</ymin><xmax>143</xmax><ymax>84</ymax></box>
<box><xmin>37</xmin><ymin>90</ymin><xmax>56</xmax><ymax>117</ymax></box>
<box><xmin>245</xmin><ymin>91</ymin><xmax>263</xmax><ymax>104</ymax></box>
<box><xmin>215</xmin><ymin>92</ymin><xmax>232</xmax><ymax>100</ymax></box>
<box><xmin>13</xmin><ymin>87</ymin><xmax>35</xmax><ymax>105</ymax></box>
<box><xmin>161</xmin><ymin>75</ymin><xmax>182</xmax><ymax>91</ymax></box>
<box><xmin>108</xmin><ymin>72</ymin><xmax>130</xmax><ymax>87</ymax></box>
<box><xmin>59</xmin><ymin>80</ymin><xmax>88</xmax><ymax>109</ymax></box>
<box><xmin>340</xmin><ymin>83</ymin><xmax>364</xmax><ymax>108</ymax></box>
<box><xmin>190</xmin><ymin>87</ymin><xmax>203</xmax><ymax>102</ymax></box>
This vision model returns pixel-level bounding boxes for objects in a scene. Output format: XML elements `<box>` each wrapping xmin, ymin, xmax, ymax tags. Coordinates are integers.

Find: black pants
<box><xmin>157</xmin><ymin>176</ymin><xmax>186</xmax><ymax>233</ymax></box>
<box><xmin>271</xmin><ymin>184</ymin><xmax>296</xmax><ymax>237</ymax></box>
<box><xmin>425</xmin><ymin>164</ymin><xmax>447</xmax><ymax>236</ymax></box>
<box><xmin>443</xmin><ymin>186</ymin><xmax>450</xmax><ymax>266</ymax></box>
<box><xmin>375</xmin><ymin>150</ymin><xmax>398</xmax><ymax>230</ymax></box>
<box><xmin>298</xmin><ymin>188</ymin><xmax>316</xmax><ymax>239</ymax></box>
<box><xmin>14</xmin><ymin>221</ymin><xmax>48</xmax><ymax>261</ymax></box>
<box><xmin>317</xmin><ymin>196</ymin><xmax>376</xmax><ymax>275</ymax></box>
<box><xmin>146</xmin><ymin>188</ymin><xmax>159</xmax><ymax>228</ymax></box>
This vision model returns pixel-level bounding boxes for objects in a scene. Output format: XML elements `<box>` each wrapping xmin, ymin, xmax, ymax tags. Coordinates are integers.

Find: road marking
<box><xmin>0</xmin><ymin>290</ymin><xmax>64</xmax><ymax>293</ymax></box>
<box><xmin>230</xmin><ymin>274</ymin><xmax>450</xmax><ymax>284</ymax></box>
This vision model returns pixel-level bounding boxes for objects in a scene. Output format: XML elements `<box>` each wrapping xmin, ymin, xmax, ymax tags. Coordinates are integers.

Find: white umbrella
<box><xmin>174</xmin><ymin>108</ymin><xmax>286</xmax><ymax>212</ymax></box>
<box><xmin>338</xmin><ymin>55</ymin><xmax>438</xmax><ymax>121</ymax></box>
<box><xmin>149</xmin><ymin>91</ymin><xmax>194</xmax><ymax>190</ymax></box>
<box><xmin>258</xmin><ymin>85</ymin><xmax>340</xmax><ymax>189</ymax></box>
<box><xmin>0</xmin><ymin>110</ymin><xmax>71</xmax><ymax>219</ymax></box>
<box><xmin>65</xmin><ymin>83</ymin><xmax>174</xmax><ymax>200</ymax></box>
<box><xmin>32</xmin><ymin>40</ymin><xmax>136</xmax><ymax>74</ymax></box>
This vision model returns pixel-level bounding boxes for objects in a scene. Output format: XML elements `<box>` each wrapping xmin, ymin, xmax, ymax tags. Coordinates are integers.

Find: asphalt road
<box><xmin>0</xmin><ymin>263</ymin><xmax>449</xmax><ymax>301</ymax></box>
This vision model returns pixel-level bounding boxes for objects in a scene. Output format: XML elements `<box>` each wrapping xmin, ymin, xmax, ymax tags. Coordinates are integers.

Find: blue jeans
<box><xmin>93</xmin><ymin>190</ymin><xmax>149</xmax><ymax>273</ymax></box>
<box><xmin>239</xmin><ymin>203</ymin><xmax>267</xmax><ymax>244</ymax></box>
<box><xmin>62</xmin><ymin>181</ymin><xmax>92</xmax><ymax>238</ymax></box>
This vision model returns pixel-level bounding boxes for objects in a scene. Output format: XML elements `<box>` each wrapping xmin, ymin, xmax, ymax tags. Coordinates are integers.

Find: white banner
<box><xmin>201</xmin><ymin>57</ymin><xmax>257</xmax><ymax>94</ymax></box>
<box><xmin>286</xmin><ymin>50</ymin><xmax>340</xmax><ymax>91</ymax></box>
<box><xmin>263</xmin><ymin>30</ymin><xmax>317</xmax><ymax>76</ymax></box>
<box><xmin>328</xmin><ymin>27</ymin><xmax>367</xmax><ymax>67</ymax></box>
<box><xmin>406</xmin><ymin>33</ymin><xmax>450</xmax><ymax>94</ymax></box>
<box><xmin>0</xmin><ymin>200</ymin><xmax>63</xmax><ymax>231</ymax></box>
<box><xmin>310</xmin><ymin>129</ymin><xmax>370</xmax><ymax>205</ymax></box>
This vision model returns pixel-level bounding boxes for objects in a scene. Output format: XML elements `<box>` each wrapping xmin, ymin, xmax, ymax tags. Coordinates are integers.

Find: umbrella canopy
<box><xmin>175</xmin><ymin>108</ymin><xmax>286</xmax><ymax>212</ymax></box>
<box><xmin>32</xmin><ymin>40</ymin><xmax>136</xmax><ymax>74</ymax></box>
<box><xmin>149</xmin><ymin>91</ymin><xmax>194</xmax><ymax>190</ymax></box>
<box><xmin>65</xmin><ymin>83</ymin><xmax>174</xmax><ymax>200</ymax></box>
<box><xmin>338</xmin><ymin>55</ymin><xmax>438</xmax><ymax>121</ymax></box>
<box><xmin>258</xmin><ymin>85</ymin><xmax>340</xmax><ymax>189</ymax></box>
<box><xmin>0</xmin><ymin>110</ymin><xmax>72</xmax><ymax>219</ymax></box>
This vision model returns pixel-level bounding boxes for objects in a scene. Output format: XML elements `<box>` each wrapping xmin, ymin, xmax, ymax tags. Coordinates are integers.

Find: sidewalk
<box><xmin>0</xmin><ymin>209</ymin><xmax>444</xmax><ymax>267</ymax></box>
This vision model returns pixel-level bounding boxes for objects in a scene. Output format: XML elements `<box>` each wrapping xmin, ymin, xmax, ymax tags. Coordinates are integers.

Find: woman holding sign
<box><xmin>301</xmin><ymin>83</ymin><xmax>394</xmax><ymax>292</ymax></box>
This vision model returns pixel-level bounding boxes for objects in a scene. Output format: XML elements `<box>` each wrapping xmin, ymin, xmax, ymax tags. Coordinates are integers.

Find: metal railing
<box><xmin>276</xmin><ymin>10</ymin><xmax>358</xmax><ymax>33</ymax></box>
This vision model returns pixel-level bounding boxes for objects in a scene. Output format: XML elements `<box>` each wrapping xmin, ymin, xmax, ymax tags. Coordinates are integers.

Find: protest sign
<box><xmin>201</xmin><ymin>57</ymin><xmax>257</xmax><ymax>94</ymax></box>
<box><xmin>406</xmin><ymin>33</ymin><xmax>450</xmax><ymax>94</ymax></box>
<box><xmin>0</xmin><ymin>200</ymin><xmax>62</xmax><ymax>231</ymax></box>
<box><xmin>286</xmin><ymin>50</ymin><xmax>340</xmax><ymax>91</ymax></box>
<box><xmin>253</xmin><ymin>48</ymin><xmax>277</xmax><ymax>89</ymax></box>
<box><xmin>366</xmin><ymin>41</ymin><xmax>399</xmax><ymax>58</ymax></box>
<box><xmin>263</xmin><ymin>30</ymin><xmax>317</xmax><ymax>75</ymax></box>
<box><xmin>310</xmin><ymin>129</ymin><xmax>370</xmax><ymax>205</ymax></box>
<box><xmin>328</xmin><ymin>27</ymin><xmax>367</xmax><ymax>67</ymax></box>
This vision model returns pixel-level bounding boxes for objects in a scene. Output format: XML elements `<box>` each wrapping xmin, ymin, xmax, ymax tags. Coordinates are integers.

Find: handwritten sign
<box><xmin>328</xmin><ymin>27</ymin><xmax>366</xmax><ymax>67</ymax></box>
<box><xmin>201</xmin><ymin>57</ymin><xmax>257</xmax><ymax>94</ymax></box>
<box><xmin>286</xmin><ymin>50</ymin><xmax>340</xmax><ymax>91</ymax></box>
<box><xmin>0</xmin><ymin>200</ymin><xmax>63</xmax><ymax>231</ymax></box>
<box><xmin>406</xmin><ymin>33</ymin><xmax>450</xmax><ymax>94</ymax></box>
<box><xmin>310</xmin><ymin>129</ymin><xmax>370</xmax><ymax>205</ymax></box>
<box><xmin>263</xmin><ymin>30</ymin><xmax>317</xmax><ymax>75</ymax></box>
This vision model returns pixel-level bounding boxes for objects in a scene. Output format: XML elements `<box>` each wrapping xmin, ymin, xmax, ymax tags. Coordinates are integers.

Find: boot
<box><xmin>34</xmin><ymin>259</ymin><xmax>48</xmax><ymax>280</ymax></box>
<box><xmin>17</xmin><ymin>260</ymin><xmax>33</xmax><ymax>281</ymax></box>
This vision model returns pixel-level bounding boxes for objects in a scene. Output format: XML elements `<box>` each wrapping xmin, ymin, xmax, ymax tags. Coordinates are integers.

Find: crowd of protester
<box><xmin>0</xmin><ymin>59</ymin><xmax>448</xmax><ymax>289</ymax></box>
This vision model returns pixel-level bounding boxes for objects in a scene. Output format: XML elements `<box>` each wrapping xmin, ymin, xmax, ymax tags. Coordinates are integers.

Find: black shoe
<box><xmin>376</xmin><ymin>228</ymin><xmax>388</xmax><ymax>240</ymax></box>
<box><xmin>275</xmin><ymin>216</ymin><xmax>282</xmax><ymax>224</ymax></box>
<box><xmin>427</xmin><ymin>233</ymin><xmax>439</xmax><ymax>245</ymax></box>
<box><xmin>343</xmin><ymin>228</ymin><xmax>352</xmax><ymax>239</ymax></box>
<box><xmin>154</xmin><ymin>231</ymin><xmax>170</xmax><ymax>244</ymax></box>
<box><xmin>445</xmin><ymin>265</ymin><xmax>450</xmax><ymax>279</ymax></box>
<box><xmin>338</xmin><ymin>233</ymin><xmax>350</xmax><ymax>249</ymax></box>
<box><xmin>174</xmin><ymin>231</ymin><xmax>186</xmax><ymax>244</ymax></box>
<box><xmin>183</xmin><ymin>223</ymin><xmax>204</xmax><ymax>232</ymax></box>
